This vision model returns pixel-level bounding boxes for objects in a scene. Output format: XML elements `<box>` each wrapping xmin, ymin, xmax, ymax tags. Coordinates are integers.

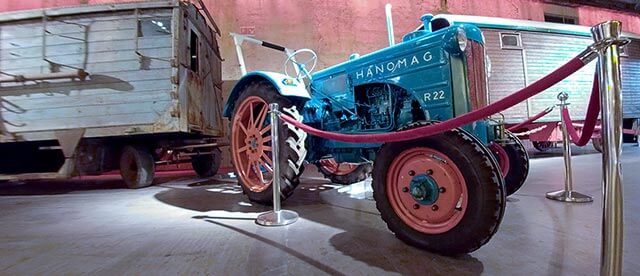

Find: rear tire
<box><xmin>317</xmin><ymin>158</ymin><xmax>372</xmax><ymax>184</ymax></box>
<box><xmin>491</xmin><ymin>132</ymin><xmax>530</xmax><ymax>196</ymax></box>
<box><xmin>119</xmin><ymin>146</ymin><xmax>155</xmax><ymax>189</ymax></box>
<box><xmin>191</xmin><ymin>148</ymin><xmax>222</xmax><ymax>178</ymax></box>
<box><xmin>230</xmin><ymin>81</ymin><xmax>307</xmax><ymax>204</ymax></box>
<box><xmin>372</xmin><ymin>128</ymin><xmax>505</xmax><ymax>256</ymax></box>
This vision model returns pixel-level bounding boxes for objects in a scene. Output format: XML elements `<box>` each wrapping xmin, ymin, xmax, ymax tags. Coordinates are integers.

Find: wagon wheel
<box><xmin>230</xmin><ymin>81</ymin><xmax>307</xmax><ymax>204</ymax></box>
<box><xmin>489</xmin><ymin>132</ymin><xmax>530</xmax><ymax>196</ymax></box>
<box><xmin>119</xmin><ymin>146</ymin><xmax>155</xmax><ymax>189</ymax></box>
<box><xmin>191</xmin><ymin>147</ymin><xmax>222</xmax><ymax>178</ymax></box>
<box><xmin>372</xmin><ymin>128</ymin><xmax>505</xmax><ymax>255</ymax></box>
<box><xmin>532</xmin><ymin>141</ymin><xmax>554</xmax><ymax>152</ymax></box>
<box><xmin>592</xmin><ymin>137</ymin><xmax>603</xmax><ymax>153</ymax></box>
<box><xmin>317</xmin><ymin>158</ymin><xmax>372</xmax><ymax>185</ymax></box>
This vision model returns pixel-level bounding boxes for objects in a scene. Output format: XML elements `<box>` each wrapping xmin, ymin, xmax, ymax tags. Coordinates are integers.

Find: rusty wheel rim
<box><xmin>489</xmin><ymin>143</ymin><xmax>510</xmax><ymax>176</ymax></box>
<box><xmin>386</xmin><ymin>147</ymin><xmax>468</xmax><ymax>234</ymax></box>
<box><xmin>231</xmin><ymin>96</ymin><xmax>274</xmax><ymax>192</ymax></box>
<box><xmin>319</xmin><ymin>158</ymin><xmax>359</xmax><ymax>176</ymax></box>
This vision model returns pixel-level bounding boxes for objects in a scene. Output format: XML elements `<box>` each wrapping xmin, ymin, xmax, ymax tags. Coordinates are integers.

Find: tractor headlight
<box><xmin>456</xmin><ymin>28</ymin><xmax>467</xmax><ymax>52</ymax></box>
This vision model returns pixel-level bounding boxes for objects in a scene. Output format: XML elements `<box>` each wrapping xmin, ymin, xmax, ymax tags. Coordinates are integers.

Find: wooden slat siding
<box><xmin>0</xmin><ymin>9</ymin><xmax>172</xmax><ymax>38</ymax></box>
<box><xmin>484</xmin><ymin>29</ymin><xmax>528</xmax><ymax>122</ymax></box>
<box><xmin>2</xmin><ymin>99</ymin><xmax>171</xmax><ymax>121</ymax></box>
<box><xmin>1</xmin><ymin>47</ymin><xmax>171</xmax><ymax>71</ymax></box>
<box><xmin>1</xmin><ymin>67</ymin><xmax>171</xmax><ymax>89</ymax></box>
<box><xmin>5</xmin><ymin>89</ymin><xmax>171</xmax><ymax>111</ymax></box>
<box><xmin>0</xmin><ymin>56</ymin><xmax>171</xmax><ymax>76</ymax></box>
<box><xmin>0</xmin><ymin>7</ymin><xmax>177</xmax><ymax>137</ymax></box>
<box><xmin>522</xmin><ymin>31</ymin><xmax>596</xmax><ymax>122</ymax></box>
<box><xmin>3</xmin><ymin>113</ymin><xmax>160</xmax><ymax>133</ymax></box>
<box><xmin>1</xmin><ymin>35</ymin><xmax>171</xmax><ymax>60</ymax></box>
<box><xmin>1</xmin><ymin>78</ymin><xmax>170</xmax><ymax>100</ymax></box>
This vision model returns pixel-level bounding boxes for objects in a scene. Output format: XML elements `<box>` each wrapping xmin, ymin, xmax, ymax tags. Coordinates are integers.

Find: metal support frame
<box><xmin>230</xmin><ymin>32</ymin><xmax>298</xmax><ymax>77</ymax></box>
<box><xmin>256</xmin><ymin>103</ymin><xmax>299</xmax><ymax>226</ymax></box>
<box><xmin>545</xmin><ymin>92</ymin><xmax>593</xmax><ymax>203</ymax></box>
<box><xmin>592</xmin><ymin>21</ymin><xmax>625</xmax><ymax>276</ymax></box>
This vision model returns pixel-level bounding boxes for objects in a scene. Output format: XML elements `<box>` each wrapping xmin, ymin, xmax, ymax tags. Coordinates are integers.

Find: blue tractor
<box><xmin>224</xmin><ymin>11</ymin><xmax>529</xmax><ymax>255</ymax></box>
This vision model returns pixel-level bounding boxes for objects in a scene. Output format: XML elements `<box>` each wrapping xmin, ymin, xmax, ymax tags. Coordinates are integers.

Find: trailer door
<box><xmin>484</xmin><ymin>30</ymin><xmax>528</xmax><ymax>123</ymax></box>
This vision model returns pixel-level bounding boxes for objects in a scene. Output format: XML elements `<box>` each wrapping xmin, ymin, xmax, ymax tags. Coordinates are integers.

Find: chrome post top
<box><xmin>557</xmin><ymin>92</ymin><xmax>570</xmax><ymax>107</ymax></box>
<box><xmin>591</xmin><ymin>21</ymin><xmax>622</xmax><ymax>43</ymax></box>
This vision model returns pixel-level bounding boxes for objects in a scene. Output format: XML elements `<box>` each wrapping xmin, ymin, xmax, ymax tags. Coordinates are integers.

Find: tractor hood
<box><xmin>312</xmin><ymin>15</ymin><xmax>484</xmax><ymax>81</ymax></box>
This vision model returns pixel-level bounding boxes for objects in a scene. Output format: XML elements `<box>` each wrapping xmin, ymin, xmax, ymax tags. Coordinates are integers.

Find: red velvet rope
<box><xmin>507</xmin><ymin>107</ymin><xmax>554</xmax><ymax>132</ymax></box>
<box><xmin>279</xmin><ymin>57</ymin><xmax>586</xmax><ymax>143</ymax></box>
<box><xmin>560</xmin><ymin>74</ymin><xmax>601</xmax><ymax>146</ymax></box>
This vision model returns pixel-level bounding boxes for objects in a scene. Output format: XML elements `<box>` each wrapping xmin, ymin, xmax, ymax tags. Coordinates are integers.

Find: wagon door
<box><xmin>179</xmin><ymin>5</ymin><xmax>224</xmax><ymax>136</ymax></box>
<box><xmin>483</xmin><ymin>29</ymin><xmax>528</xmax><ymax>123</ymax></box>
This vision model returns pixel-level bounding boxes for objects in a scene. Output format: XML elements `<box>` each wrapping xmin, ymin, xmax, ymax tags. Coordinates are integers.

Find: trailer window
<box><xmin>137</xmin><ymin>18</ymin><xmax>171</xmax><ymax>37</ymax></box>
<box><xmin>190</xmin><ymin>30</ymin><xmax>199</xmax><ymax>72</ymax></box>
<box><xmin>500</xmin><ymin>33</ymin><xmax>522</xmax><ymax>49</ymax></box>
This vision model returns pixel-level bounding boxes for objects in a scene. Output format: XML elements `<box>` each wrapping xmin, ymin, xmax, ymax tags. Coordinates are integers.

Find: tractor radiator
<box><xmin>465</xmin><ymin>41</ymin><xmax>489</xmax><ymax>110</ymax></box>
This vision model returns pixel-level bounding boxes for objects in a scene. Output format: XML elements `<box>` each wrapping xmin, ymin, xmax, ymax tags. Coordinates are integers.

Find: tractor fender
<box><xmin>223</xmin><ymin>71</ymin><xmax>311</xmax><ymax>117</ymax></box>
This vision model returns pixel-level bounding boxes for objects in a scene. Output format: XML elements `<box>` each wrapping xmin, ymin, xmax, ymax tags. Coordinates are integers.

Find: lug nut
<box><xmin>439</xmin><ymin>187</ymin><xmax>446</xmax><ymax>193</ymax></box>
<box><xmin>408</xmin><ymin>170</ymin><xmax>415</xmax><ymax>176</ymax></box>
<box><xmin>413</xmin><ymin>204</ymin><xmax>420</xmax><ymax>209</ymax></box>
<box><xmin>432</xmin><ymin>205</ymin><xmax>439</xmax><ymax>211</ymax></box>
<box><xmin>426</xmin><ymin>169</ymin><xmax>433</xmax><ymax>175</ymax></box>
<box><xmin>402</xmin><ymin>187</ymin><xmax>409</xmax><ymax>192</ymax></box>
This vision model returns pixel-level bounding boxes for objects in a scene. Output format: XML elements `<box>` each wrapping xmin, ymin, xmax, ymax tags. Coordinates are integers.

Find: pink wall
<box><xmin>2</xmin><ymin>0</ymin><xmax>638</xmax><ymax>79</ymax></box>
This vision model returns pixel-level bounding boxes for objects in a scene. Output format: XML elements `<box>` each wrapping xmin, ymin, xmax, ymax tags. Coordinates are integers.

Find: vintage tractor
<box><xmin>224</xmin><ymin>10</ymin><xmax>529</xmax><ymax>255</ymax></box>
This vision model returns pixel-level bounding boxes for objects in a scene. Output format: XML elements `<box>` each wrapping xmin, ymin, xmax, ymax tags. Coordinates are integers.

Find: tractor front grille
<box><xmin>465</xmin><ymin>41</ymin><xmax>489</xmax><ymax>110</ymax></box>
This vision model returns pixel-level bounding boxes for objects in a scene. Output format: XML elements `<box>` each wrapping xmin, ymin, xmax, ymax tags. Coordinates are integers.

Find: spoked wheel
<box><xmin>230</xmin><ymin>81</ymin><xmax>307</xmax><ymax>204</ymax></box>
<box><xmin>489</xmin><ymin>132</ymin><xmax>530</xmax><ymax>196</ymax></box>
<box><xmin>317</xmin><ymin>158</ymin><xmax>372</xmax><ymax>184</ymax></box>
<box><xmin>191</xmin><ymin>148</ymin><xmax>222</xmax><ymax>178</ymax></box>
<box><xmin>372</xmin><ymin>129</ymin><xmax>505</xmax><ymax>256</ymax></box>
<box><xmin>532</xmin><ymin>141</ymin><xmax>554</xmax><ymax>152</ymax></box>
<box><xmin>119</xmin><ymin>145</ymin><xmax>155</xmax><ymax>189</ymax></box>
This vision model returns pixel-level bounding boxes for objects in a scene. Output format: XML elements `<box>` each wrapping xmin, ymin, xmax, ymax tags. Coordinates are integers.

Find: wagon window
<box><xmin>190</xmin><ymin>30</ymin><xmax>199</xmax><ymax>72</ymax></box>
<box><xmin>500</xmin><ymin>33</ymin><xmax>522</xmax><ymax>49</ymax></box>
<box><xmin>137</xmin><ymin>17</ymin><xmax>171</xmax><ymax>37</ymax></box>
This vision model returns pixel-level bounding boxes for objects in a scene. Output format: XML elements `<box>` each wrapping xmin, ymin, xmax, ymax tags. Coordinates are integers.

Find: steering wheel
<box><xmin>284</xmin><ymin>48</ymin><xmax>317</xmax><ymax>80</ymax></box>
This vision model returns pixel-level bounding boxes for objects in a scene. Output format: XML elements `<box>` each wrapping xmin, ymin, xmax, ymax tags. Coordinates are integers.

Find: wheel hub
<box><xmin>409</xmin><ymin>174</ymin><xmax>439</xmax><ymax>205</ymax></box>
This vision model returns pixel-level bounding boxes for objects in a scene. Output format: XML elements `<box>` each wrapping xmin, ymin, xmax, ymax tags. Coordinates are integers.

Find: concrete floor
<box><xmin>0</xmin><ymin>146</ymin><xmax>639</xmax><ymax>275</ymax></box>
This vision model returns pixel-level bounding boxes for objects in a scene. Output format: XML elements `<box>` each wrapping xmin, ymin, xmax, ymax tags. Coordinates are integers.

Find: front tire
<box><xmin>230</xmin><ymin>81</ymin><xmax>307</xmax><ymax>204</ymax></box>
<box><xmin>372</xmin><ymin>129</ymin><xmax>505</xmax><ymax>256</ymax></box>
<box><xmin>119</xmin><ymin>146</ymin><xmax>155</xmax><ymax>189</ymax></box>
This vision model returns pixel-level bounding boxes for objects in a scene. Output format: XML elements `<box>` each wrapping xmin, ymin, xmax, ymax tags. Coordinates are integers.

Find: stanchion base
<box><xmin>545</xmin><ymin>190</ymin><xmax>594</xmax><ymax>203</ymax></box>
<box><xmin>256</xmin><ymin>210</ymin><xmax>299</xmax><ymax>226</ymax></box>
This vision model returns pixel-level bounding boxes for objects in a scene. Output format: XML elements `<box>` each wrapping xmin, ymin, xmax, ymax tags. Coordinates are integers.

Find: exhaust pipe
<box><xmin>385</xmin><ymin>3</ymin><xmax>395</xmax><ymax>46</ymax></box>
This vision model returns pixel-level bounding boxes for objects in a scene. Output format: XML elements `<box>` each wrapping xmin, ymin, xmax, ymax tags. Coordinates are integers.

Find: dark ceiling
<box><xmin>545</xmin><ymin>0</ymin><xmax>640</xmax><ymax>12</ymax></box>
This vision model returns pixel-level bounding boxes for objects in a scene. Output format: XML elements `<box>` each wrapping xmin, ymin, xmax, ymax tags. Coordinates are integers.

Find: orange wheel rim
<box><xmin>231</xmin><ymin>96</ymin><xmax>274</xmax><ymax>192</ymax></box>
<box><xmin>319</xmin><ymin>158</ymin><xmax>358</xmax><ymax>176</ymax></box>
<box><xmin>386</xmin><ymin>147</ymin><xmax>468</xmax><ymax>234</ymax></box>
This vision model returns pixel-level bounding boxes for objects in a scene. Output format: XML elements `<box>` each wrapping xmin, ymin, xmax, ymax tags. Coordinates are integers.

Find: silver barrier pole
<box><xmin>592</xmin><ymin>21</ymin><xmax>624</xmax><ymax>276</ymax></box>
<box><xmin>256</xmin><ymin>103</ymin><xmax>299</xmax><ymax>226</ymax></box>
<box><xmin>546</xmin><ymin>92</ymin><xmax>593</xmax><ymax>203</ymax></box>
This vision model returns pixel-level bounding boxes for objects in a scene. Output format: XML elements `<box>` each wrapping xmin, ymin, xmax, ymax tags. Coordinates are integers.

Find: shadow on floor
<box><xmin>171</xmin><ymin>180</ymin><xmax>484</xmax><ymax>275</ymax></box>
<box><xmin>0</xmin><ymin>172</ymin><xmax>196</xmax><ymax>196</ymax></box>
